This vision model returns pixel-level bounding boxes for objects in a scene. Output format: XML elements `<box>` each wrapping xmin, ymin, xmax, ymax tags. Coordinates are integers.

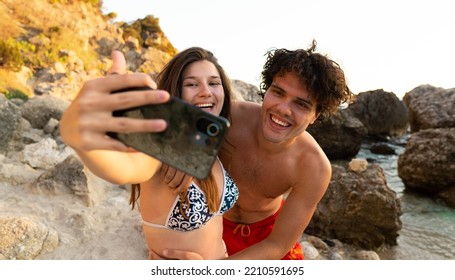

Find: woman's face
<box><xmin>181</xmin><ymin>60</ymin><xmax>224</xmax><ymax>116</ymax></box>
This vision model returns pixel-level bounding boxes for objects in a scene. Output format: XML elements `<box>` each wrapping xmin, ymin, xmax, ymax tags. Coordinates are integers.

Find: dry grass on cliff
<box><xmin>0</xmin><ymin>0</ymin><xmax>107</xmax><ymax>94</ymax></box>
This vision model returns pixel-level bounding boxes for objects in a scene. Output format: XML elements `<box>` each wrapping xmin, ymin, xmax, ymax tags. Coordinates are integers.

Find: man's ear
<box><xmin>310</xmin><ymin>112</ymin><xmax>320</xmax><ymax>125</ymax></box>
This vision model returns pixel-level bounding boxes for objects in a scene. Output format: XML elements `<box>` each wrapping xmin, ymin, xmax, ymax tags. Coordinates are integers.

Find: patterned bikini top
<box><xmin>142</xmin><ymin>163</ymin><xmax>239</xmax><ymax>232</ymax></box>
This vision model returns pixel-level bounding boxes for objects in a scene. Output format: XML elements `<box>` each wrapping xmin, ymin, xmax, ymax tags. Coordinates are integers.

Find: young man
<box><xmin>162</xmin><ymin>40</ymin><xmax>354</xmax><ymax>259</ymax></box>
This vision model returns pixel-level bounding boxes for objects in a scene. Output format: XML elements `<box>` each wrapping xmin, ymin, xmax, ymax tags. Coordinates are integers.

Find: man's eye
<box><xmin>296</xmin><ymin>101</ymin><xmax>310</xmax><ymax>110</ymax></box>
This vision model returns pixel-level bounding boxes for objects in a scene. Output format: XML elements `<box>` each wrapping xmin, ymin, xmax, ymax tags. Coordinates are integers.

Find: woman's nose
<box><xmin>198</xmin><ymin>83</ymin><xmax>213</xmax><ymax>97</ymax></box>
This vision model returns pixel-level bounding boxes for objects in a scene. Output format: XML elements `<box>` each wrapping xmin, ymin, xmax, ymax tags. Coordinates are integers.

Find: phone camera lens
<box><xmin>206</xmin><ymin>123</ymin><xmax>220</xmax><ymax>136</ymax></box>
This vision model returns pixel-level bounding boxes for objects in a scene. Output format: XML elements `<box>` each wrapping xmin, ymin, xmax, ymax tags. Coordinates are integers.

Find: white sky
<box><xmin>102</xmin><ymin>0</ymin><xmax>455</xmax><ymax>99</ymax></box>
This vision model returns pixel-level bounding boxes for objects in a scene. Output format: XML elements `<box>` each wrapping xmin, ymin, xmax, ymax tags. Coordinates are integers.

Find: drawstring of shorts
<box><xmin>233</xmin><ymin>224</ymin><xmax>251</xmax><ymax>237</ymax></box>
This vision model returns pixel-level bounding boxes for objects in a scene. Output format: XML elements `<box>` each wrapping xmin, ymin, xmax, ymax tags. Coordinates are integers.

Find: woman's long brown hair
<box><xmin>129</xmin><ymin>47</ymin><xmax>233</xmax><ymax>216</ymax></box>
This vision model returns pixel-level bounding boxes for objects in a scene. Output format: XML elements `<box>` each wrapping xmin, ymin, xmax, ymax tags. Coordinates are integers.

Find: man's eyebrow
<box><xmin>271</xmin><ymin>83</ymin><xmax>314</xmax><ymax>107</ymax></box>
<box><xmin>270</xmin><ymin>83</ymin><xmax>284</xmax><ymax>92</ymax></box>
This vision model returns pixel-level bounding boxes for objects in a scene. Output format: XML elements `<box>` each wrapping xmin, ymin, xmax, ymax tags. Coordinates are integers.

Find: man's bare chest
<box><xmin>228</xmin><ymin>149</ymin><xmax>293</xmax><ymax>197</ymax></box>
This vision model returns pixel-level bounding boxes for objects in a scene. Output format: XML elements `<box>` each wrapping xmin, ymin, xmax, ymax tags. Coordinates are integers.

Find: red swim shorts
<box><xmin>223</xmin><ymin>201</ymin><xmax>303</xmax><ymax>260</ymax></box>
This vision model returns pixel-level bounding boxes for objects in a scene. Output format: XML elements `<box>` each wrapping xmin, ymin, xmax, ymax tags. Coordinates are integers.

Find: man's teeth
<box><xmin>271</xmin><ymin>116</ymin><xmax>289</xmax><ymax>127</ymax></box>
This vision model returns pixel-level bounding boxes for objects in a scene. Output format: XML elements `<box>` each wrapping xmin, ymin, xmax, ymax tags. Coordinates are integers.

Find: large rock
<box><xmin>0</xmin><ymin>96</ymin><xmax>22</xmax><ymax>153</ymax></box>
<box><xmin>20</xmin><ymin>138</ymin><xmax>73</xmax><ymax>169</ymax></box>
<box><xmin>307</xmin><ymin>109</ymin><xmax>367</xmax><ymax>160</ymax></box>
<box><xmin>230</xmin><ymin>79</ymin><xmax>262</xmax><ymax>103</ymax></box>
<box><xmin>306</xmin><ymin>161</ymin><xmax>402</xmax><ymax>249</ymax></box>
<box><xmin>29</xmin><ymin>155</ymin><xmax>106</xmax><ymax>207</ymax></box>
<box><xmin>347</xmin><ymin>89</ymin><xmax>409</xmax><ymax>137</ymax></box>
<box><xmin>397</xmin><ymin>128</ymin><xmax>455</xmax><ymax>207</ymax></box>
<box><xmin>403</xmin><ymin>85</ymin><xmax>455</xmax><ymax>132</ymax></box>
<box><xmin>0</xmin><ymin>216</ymin><xmax>58</xmax><ymax>260</ymax></box>
<box><xmin>0</xmin><ymin>161</ymin><xmax>42</xmax><ymax>186</ymax></box>
<box><xmin>20</xmin><ymin>95</ymin><xmax>69</xmax><ymax>129</ymax></box>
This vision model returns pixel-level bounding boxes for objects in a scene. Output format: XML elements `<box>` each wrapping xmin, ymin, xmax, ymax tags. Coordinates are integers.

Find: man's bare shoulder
<box><xmin>230</xmin><ymin>101</ymin><xmax>261</xmax><ymax>131</ymax></box>
<box><xmin>295</xmin><ymin>132</ymin><xmax>332</xmax><ymax>182</ymax></box>
<box><xmin>232</xmin><ymin>100</ymin><xmax>261</xmax><ymax>115</ymax></box>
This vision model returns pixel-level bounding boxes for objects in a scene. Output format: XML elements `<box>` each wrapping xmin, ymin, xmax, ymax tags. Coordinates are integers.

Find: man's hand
<box><xmin>148</xmin><ymin>250</ymin><xmax>180</xmax><ymax>260</ymax></box>
<box><xmin>160</xmin><ymin>164</ymin><xmax>193</xmax><ymax>194</ymax></box>
<box><xmin>161</xmin><ymin>249</ymin><xmax>205</xmax><ymax>260</ymax></box>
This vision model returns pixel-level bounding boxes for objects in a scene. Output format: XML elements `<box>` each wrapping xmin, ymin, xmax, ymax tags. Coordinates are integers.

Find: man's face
<box><xmin>261</xmin><ymin>71</ymin><xmax>318</xmax><ymax>144</ymax></box>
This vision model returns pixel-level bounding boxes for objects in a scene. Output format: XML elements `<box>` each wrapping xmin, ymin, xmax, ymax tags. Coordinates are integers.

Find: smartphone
<box><xmin>108</xmin><ymin>87</ymin><xmax>230</xmax><ymax>180</ymax></box>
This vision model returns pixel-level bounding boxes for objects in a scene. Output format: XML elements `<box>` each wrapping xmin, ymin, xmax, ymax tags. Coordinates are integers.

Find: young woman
<box><xmin>60</xmin><ymin>47</ymin><xmax>239</xmax><ymax>259</ymax></box>
<box><xmin>131</xmin><ymin>47</ymin><xmax>239</xmax><ymax>259</ymax></box>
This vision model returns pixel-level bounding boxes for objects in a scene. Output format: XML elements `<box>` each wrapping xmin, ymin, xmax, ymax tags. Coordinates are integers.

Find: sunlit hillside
<box><xmin>0</xmin><ymin>0</ymin><xmax>176</xmax><ymax>99</ymax></box>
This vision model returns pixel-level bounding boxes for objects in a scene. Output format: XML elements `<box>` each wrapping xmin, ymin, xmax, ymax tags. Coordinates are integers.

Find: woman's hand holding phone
<box><xmin>60</xmin><ymin>51</ymin><xmax>170</xmax><ymax>153</ymax></box>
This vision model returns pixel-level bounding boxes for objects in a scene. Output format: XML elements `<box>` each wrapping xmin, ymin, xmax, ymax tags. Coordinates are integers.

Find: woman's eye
<box><xmin>209</xmin><ymin>79</ymin><xmax>222</xmax><ymax>85</ymax></box>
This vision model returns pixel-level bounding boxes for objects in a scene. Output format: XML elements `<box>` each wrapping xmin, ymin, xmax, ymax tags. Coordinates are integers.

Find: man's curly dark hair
<box><xmin>258</xmin><ymin>40</ymin><xmax>354</xmax><ymax>121</ymax></box>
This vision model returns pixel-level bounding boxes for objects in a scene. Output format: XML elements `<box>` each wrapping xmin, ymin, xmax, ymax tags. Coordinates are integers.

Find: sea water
<box><xmin>356</xmin><ymin>138</ymin><xmax>455</xmax><ymax>260</ymax></box>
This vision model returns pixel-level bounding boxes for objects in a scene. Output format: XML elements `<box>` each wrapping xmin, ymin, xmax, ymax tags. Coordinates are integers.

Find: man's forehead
<box><xmin>272</xmin><ymin>72</ymin><xmax>313</xmax><ymax>99</ymax></box>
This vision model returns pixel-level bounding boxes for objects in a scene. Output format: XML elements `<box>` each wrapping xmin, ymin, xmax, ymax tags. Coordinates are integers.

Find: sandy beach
<box><xmin>1</xmin><ymin>170</ymin><xmax>149</xmax><ymax>260</ymax></box>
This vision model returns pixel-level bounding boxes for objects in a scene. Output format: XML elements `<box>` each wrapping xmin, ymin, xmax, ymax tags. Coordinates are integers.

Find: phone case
<box><xmin>108</xmin><ymin>90</ymin><xmax>230</xmax><ymax>180</ymax></box>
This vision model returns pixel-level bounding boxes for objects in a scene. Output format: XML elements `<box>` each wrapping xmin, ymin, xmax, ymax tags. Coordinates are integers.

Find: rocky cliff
<box><xmin>0</xmin><ymin>0</ymin><xmax>176</xmax><ymax>100</ymax></box>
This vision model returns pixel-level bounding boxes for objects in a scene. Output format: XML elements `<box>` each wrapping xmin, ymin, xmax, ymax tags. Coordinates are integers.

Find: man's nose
<box><xmin>276</xmin><ymin>100</ymin><xmax>292</xmax><ymax>115</ymax></box>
